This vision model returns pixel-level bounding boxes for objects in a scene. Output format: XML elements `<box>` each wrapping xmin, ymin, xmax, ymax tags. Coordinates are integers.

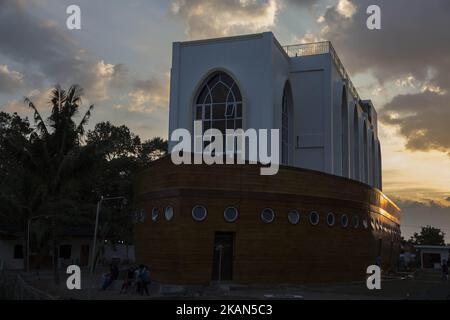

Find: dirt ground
<box><xmin>22</xmin><ymin>268</ymin><xmax>450</xmax><ymax>300</ymax></box>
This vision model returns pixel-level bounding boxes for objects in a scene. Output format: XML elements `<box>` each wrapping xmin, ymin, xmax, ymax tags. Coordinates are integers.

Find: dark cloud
<box><xmin>381</xmin><ymin>91</ymin><xmax>450</xmax><ymax>154</ymax></box>
<box><xmin>0</xmin><ymin>0</ymin><xmax>125</xmax><ymax>101</ymax></box>
<box><xmin>0</xmin><ymin>65</ymin><xmax>23</xmax><ymax>93</ymax></box>
<box><xmin>319</xmin><ymin>0</ymin><xmax>450</xmax><ymax>154</ymax></box>
<box><xmin>321</xmin><ymin>0</ymin><xmax>450</xmax><ymax>84</ymax></box>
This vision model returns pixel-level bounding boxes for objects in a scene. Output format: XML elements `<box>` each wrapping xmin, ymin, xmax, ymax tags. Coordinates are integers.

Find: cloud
<box><xmin>89</xmin><ymin>61</ymin><xmax>130</xmax><ymax>102</ymax></box>
<box><xmin>170</xmin><ymin>0</ymin><xmax>280</xmax><ymax>39</ymax></box>
<box><xmin>336</xmin><ymin>0</ymin><xmax>356</xmax><ymax>18</ymax></box>
<box><xmin>115</xmin><ymin>76</ymin><xmax>170</xmax><ymax>114</ymax></box>
<box><xmin>0</xmin><ymin>1</ymin><xmax>125</xmax><ymax>102</ymax></box>
<box><xmin>284</xmin><ymin>0</ymin><xmax>319</xmax><ymax>8</ymax></box>
<box><xmin>0</xmin><ymin>65</ymin><xmax>24</xmax><ymax>94</ymax></box>
<box><xmin>381</xmin><ymin>91</ymin><xmax>450</xmax><ymax>154</ymax></box>
<box><xmin>0</xmin><ymin>1</ymin><xmax>165</xmax><ymax>119</ymax></box>
<box><xmin>319</xmin><ymin>0</ymin><xmax>450</xmax><ymax>84</ymax></box>
<box><xmin>314</xmin><ymin>0</ymin><xmax>450</xmax><ymax>155</ymax></box>
<box><xmin>1</xmin><ymin>88</ymin><xmax>54</xmax><ymax>114</ymax></box>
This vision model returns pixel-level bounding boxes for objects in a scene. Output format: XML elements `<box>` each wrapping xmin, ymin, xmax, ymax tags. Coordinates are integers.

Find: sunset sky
<box><xmin>1</xmin><ymin>0</ymin><xmax>449</xmax><ymax>240</ymax></box>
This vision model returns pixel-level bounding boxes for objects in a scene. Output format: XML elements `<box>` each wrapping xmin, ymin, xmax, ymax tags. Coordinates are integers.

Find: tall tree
<box><xmin>138</xmin><ymin>137</ymin><xmax>168</xmax><ymax>166</ymax></box>
<box><xmin>0</xmin><ymin>86</ymin><xmax>168</xmax><ymax>277</ymax></box>
<box><xmin>410</xmin><ymin>225</ymin><xmax>445</xmax><ymax>246</ymax></box>
<box><xmin>2</xmin><ymin>85</ymin><xmax>95</xmax><ymax>283</ymax></box>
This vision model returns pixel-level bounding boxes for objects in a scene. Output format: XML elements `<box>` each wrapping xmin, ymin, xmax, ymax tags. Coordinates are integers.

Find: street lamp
<box><xmin>90</xmin><ymin>196</ymin><xmax>127</xmax><ymax>273</ymax></box>
<box><xmin>215</xmin><ymin>244</ymin><xmax>224</xmax><ymax>282</ymax></box>
<box><xmin>27</xmin><ymin>215</ymin><xmax>51</xmax><ymax>273</ymax></box>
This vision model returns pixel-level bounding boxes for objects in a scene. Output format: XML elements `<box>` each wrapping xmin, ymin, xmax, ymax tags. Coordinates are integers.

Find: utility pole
<box><xmin>90</xmin><ymin>196</ymin><xmax>127</xmax><ymax>273</ymax></box>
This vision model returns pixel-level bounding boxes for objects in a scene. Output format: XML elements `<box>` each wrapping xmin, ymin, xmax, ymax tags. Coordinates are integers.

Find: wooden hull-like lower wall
<box><xmin>133</xmin><ymin>158</ymin><xmax>401</xmax><ymax>285</ymax></box>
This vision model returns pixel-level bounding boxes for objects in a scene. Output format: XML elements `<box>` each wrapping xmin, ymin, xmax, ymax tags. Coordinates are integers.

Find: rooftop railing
<box><xmin>282</xmin><ymin>41</ymin><xmax>361</xmax><ymax>102</ymax></box>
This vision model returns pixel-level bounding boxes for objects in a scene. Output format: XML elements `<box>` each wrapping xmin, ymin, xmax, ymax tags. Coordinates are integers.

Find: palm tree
<box><xmin>4</xmin><ymin>84</ymin><xmax>95</xmax><ymax>283</ymax></box>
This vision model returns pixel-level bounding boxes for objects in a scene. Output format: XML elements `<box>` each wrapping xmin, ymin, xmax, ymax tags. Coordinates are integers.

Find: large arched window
<box><xmin>370</xmin><ymin>132</ymin><xmax>376</xmax><ymax>187</ymax></box>
<box><xmin>341</xmin><ymin>87</ymin><xmax>349</xmax><ymax>177</ymax></box>
<box><xmin>363</xmin><ymin>121</ymin><xmax>368</xmax><ymax>184</ymax></box>
<box><xmin>353</xmin><ymin>107</ymin><xmax>360</xmax><ymax>180</ymax></box>
<box><xmin>194</xmin><ymin>71</ymin><xmax>243</xmax><ymax>134</ymax></box>
<box><xmin>281</xmin><ymin>82</ymin><xmax>292</xmax><ymax>165</ymax></box>
<box><xmin>377</xmin><ymin>142</ymin><xmax>382</xmax><ymax>190</ymax></box>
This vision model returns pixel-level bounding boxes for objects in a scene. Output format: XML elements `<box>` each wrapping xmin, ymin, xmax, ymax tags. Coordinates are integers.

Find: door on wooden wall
<box><xmin>211</xmin><ymin>232</ymin><xmax>234</xmax><ymax>281</ymax></box>
<box><xmin>80</xmin><ymin>244</ymin><xmax>90</xmax><ymax>266</ymax></box>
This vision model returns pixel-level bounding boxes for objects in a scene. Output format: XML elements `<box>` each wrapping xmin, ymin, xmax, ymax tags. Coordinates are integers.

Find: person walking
<box><xmin>137</xmin><ymin>264</ymin><xmax>151</xmax><ymax>296</ymax></box>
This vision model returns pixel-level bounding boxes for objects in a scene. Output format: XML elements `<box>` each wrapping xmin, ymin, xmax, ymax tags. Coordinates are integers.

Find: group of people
<box><xmin>101</xmin><ymin>264</ymin><xmax>151</xmax><ymax>295</ymax></box>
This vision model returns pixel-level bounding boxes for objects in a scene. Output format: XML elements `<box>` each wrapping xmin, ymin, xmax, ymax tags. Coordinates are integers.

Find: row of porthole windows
<box><xmin>281</xmin><ymin>210</ymin><xmax>362</xmax><ymax>229</ymax></box>
<box><xmin>135</xmin><ymin>206</ymin><xmax>400</xmax><ymax>236</ymax></box>
<box><xmin>133</xmin><ymin>206</ymin><xmax>174</xmax><ymax>223</ymax></box>
<box><xmin>370</xmin><ymin>217</ymin><xmax>400</xmax><ymax>235</ymax></box>
<box><xmin>134</xmin><ymin>206</ymin><xmax>239</xmax><ymax>223</ymax></box>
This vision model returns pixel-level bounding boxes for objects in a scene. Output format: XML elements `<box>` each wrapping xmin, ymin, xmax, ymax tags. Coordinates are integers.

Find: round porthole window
<box><xmin>309</xmin><ymin>211</ymin><xmax>320</xmax><ymax>226</ymax></box>
<box><xmin>326</xmin><ymin>212</ymin><xmax>335</xmax><ymax>226</ymax></box>
<box><xmin>151</xmin><ymin>208</ymin><xmax>158</xmax><ymax>222</ymax></box>
<box><xmin>261</xmin><ymin>208</ymin><xmax>275</xmax><ymax>223</ymax></box>
<box><xmin>164</xmin><ymin>206</ymin><xmax>174</xmax><ymax>221</ymax></box>
<box><xmin>224</xmin><ymin>207</ymin><xmax>239</xmax><ymax>222</ymax></box>
<box><xmin>192</xmin><ymin>205</ymin><xmax>207</xmax><ymax>221</ymax></box>
<box><xmin>341</xmin><ymin>214</ymin><xmax>349</xmax><ymax>228</ymax></box>
<box><xmin>362</xmin><ymin>218</ymin><xmax>368</xmax><ymax>229</ymax></box>
<box><xmin>352</xmin><ymin>215</ymin><xmax>359</xmax><ymax>229</ymax></box>
<box><xmin>287</xmin><ymin>210</ymin><xmax>300</xmax><ymax>225</ymax></box>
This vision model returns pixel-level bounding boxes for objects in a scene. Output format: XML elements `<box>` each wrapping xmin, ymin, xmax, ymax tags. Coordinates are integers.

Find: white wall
<box><xmin>169</xmin><ymin>32</ymin><xmax>277</xmax><ymax>152</ymax></box>
<box><xmin>58</xmin><ymin>238</ymin><xmax>91</xmax><ymax>267</ymax></box>
<box><xmin>168</xmin><ymin>31</ymin><xmax>382</xmax><ymax>188</ymax></box>
<box><xmin>103</xmin><ymin>245</ymin><xmax>135</xmax><ymax>263</ymax></box>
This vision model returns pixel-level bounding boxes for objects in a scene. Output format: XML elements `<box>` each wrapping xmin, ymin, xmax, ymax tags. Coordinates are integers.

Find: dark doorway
<box><xmin>377</xmin><ymin>238</ymin><xmax>383</xmax><ymax>256</ymax></box>
<box><xmin>80</xmin><ymin>244</ymin><xmax>90</xmax><ymax>266</ymax></box>
<box><xmin>388</xmin><ymin>241</ymin><xmax>393</xmax><ymax>269</ymax></box>
<box><xmin>423</xmin><ymin>253</ymin><xmax>441</xmax><ymax>268</ymax></box>
<box><xmin>212</xmin><ymin>232</ymin><xmax>234</xmax><ymax>281</ymax></box>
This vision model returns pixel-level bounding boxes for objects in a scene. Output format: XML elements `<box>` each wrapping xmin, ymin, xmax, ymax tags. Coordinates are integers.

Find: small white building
<box><xmin>0</xmin><ymin>225</ymin><xmax>136</xmax><ymax>270</ymax></box>
<box><xmin>415</xmin><ymin>245</ymin><xmax>450</xmax><ymax>269</ymax></box>
<box><xmin>168</xmin><ymin>32</ymin><xmax>382</xmax><ymax>188</ymax></box>
<box><xmin>0</xmin><ymin>227</ymin><xmax>25</xmax><ymax>270</ymax></box>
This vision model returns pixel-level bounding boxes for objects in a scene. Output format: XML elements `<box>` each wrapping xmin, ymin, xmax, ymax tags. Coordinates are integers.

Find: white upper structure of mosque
<box><xmin>168</xmin><ymin>32</ymin><xmax>382</xmax><ymax>189</ymax></box>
